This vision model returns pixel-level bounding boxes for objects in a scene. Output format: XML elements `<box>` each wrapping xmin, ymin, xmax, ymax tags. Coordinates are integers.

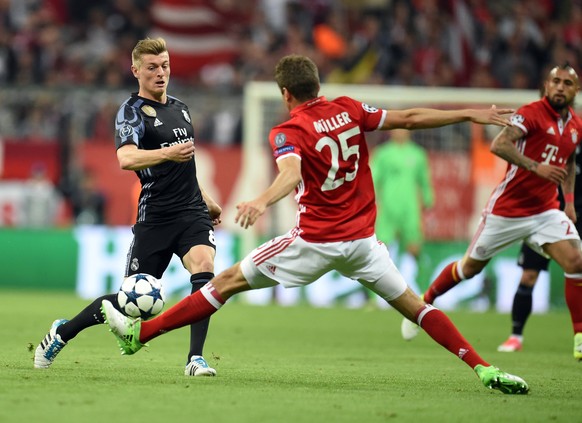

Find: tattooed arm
<box><xmin>490</xmin><ymin>125</ymin><xmax>568</xmax><ymax>184</ymax></box>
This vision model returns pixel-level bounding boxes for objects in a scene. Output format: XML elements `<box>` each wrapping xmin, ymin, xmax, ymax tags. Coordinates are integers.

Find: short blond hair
<box><xmin>132</xmin><ymin>37</ymin><xmax>168</xmax><ymax>68</ymax></box>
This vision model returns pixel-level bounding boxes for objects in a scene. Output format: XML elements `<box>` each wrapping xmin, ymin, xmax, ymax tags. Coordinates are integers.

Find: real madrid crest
<box><xmin>141</xmin><ymin>105</ymin><xmax>156</xmax><ymax>117</ymax></box>
<box><xmin>182</xmin><ymin>110</ymin><xmax>191</xmax><ymax>123</ymax></box>
<box><xmin>571</xmin><ymin>128</ymin><xmax>578</xmax><ymax>144</ymax></box>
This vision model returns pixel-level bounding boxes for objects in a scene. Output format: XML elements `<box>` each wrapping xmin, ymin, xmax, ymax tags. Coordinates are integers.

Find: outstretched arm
<box><xmin>235</xmin><ymin>156</ymin><xmax>302</xmax><ymax>229</ymax></box>
<box><xmin>380</xmin><ymin>105</ymin><xmax>514</xmax><ymax>130</ymax></box>
<box><xmin>490</xmin><ymin>125</ymin><xmax>568</xmax><ymax>184</ymax></box>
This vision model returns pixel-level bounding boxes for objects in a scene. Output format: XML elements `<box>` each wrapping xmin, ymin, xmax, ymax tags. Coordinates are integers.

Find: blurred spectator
<box><xmin>3</xmin><ymin>0</ymin><xmax>582</xmax><ymax>149</ymax></box>
<box><xmin>23</xmin><ymin>164</ymin><xmax>63</xmax><ymax>227</ymax></box>
<box><xmin>69</xmin><ymin>170</ymin><xmax>106</xmax><ymax>225</ymax></box>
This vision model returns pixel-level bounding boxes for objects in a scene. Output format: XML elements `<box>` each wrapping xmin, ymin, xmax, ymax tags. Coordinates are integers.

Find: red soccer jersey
<box><xmin>268</xmin><ymin>96</ymin><xmax>386</xmax><ymax>242</ymax></box>
<box><xmin>486</xmin><ymin>97</ymin><xmax>582</xmax><ymax>217</ymax></box>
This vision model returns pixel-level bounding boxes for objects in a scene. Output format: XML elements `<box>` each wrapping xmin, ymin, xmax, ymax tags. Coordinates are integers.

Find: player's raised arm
<box><xmin>380</xmin><ymin>105</ymin><xmax>514</xmax><ymax>130</ymax></box>
<box><xmin>235</xmin><ymin>156</ymin><xmax>301</xmax><ymax>229</ymax></box>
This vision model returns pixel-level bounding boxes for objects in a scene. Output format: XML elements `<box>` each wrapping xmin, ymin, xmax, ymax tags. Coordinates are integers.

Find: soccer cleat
<box><xmin>34</xmin><ymin>319</ymin><xmax>69</xmax><ymax>369</ymax></box>
<box><xmin>574</xmin><ymin>333</ymin><xmax>582</xmax><ymax>360</ymax></box>
<box><xmin>401</xmin><ymin>317</ymin><xmax>421</xmax><ymax>341</ymax></box>
<box><xmin>474</xmin><ymin>364</ymin><xmax>529</xmax><ymax>394</ymax></box>
<box><xmin>101</xmin><ymin>300</ymin><xmax>144</xmax><ymax>355</ymax></box>
<box><xmin>497</xmin><ymin>336</ymin><xmax>523</xmax><ymax>352</ymax></box>
<box><xmin>184</xmin><ymin>356</ymin><xmax>217</xmax><ymax>377</ymax></box>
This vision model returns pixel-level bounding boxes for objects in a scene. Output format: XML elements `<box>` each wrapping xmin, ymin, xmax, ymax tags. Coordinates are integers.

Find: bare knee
<box><xmin>563</xmin><ymin>255</ymin><xmax>582</xmax><ymax>274</ymax></box>
<box><xmin>183</xmin><ymin>245</ymin><xmax>215</xmax><ymax>274</ymax></box>
<box><xmin>519</xmin><ymin>269</ymin><xmax>539</xmax><ymax>287</ymax></box>
<box><xmin>213</xmin><ymin>263</ymin><xmax>250</xmax><ymax>300</ymax></box>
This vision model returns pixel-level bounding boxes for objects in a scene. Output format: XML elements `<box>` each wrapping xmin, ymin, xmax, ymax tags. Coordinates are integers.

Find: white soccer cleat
<box><xmin>34</xmin><ymin>319</ymin><xmax>69</xmax><ymax>369</ymax></box>
<box><xmin>184</xmin><ymin>355</ymin><xmax>217</xmax><ymax>376</ymax></box>
<box><xmin>401</xmin><ymin>317</ymin><xmax>421</xmax><ymax>341</ymax></box>
<box><xmin>574</xmin><ymin>333</ymin><xmax>582</xmax><ymax>361</ymax></box>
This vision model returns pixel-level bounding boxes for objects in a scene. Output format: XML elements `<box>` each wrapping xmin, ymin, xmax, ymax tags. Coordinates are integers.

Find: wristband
<box><xmin>565</xmin><ymin>193</ymin><xmax>574</xmax><ymax>203</ymax></box>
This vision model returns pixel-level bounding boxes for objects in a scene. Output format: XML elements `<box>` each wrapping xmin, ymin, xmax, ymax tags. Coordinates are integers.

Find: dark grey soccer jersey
<box><xmin>115</xmin><ymin>93</ymin><xmax>206</xmax><ymax>223</ymax></box>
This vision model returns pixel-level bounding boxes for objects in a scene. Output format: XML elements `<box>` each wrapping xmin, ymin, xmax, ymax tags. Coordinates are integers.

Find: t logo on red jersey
<box><xmin>540</xmin><ymin>144</ymin><xmax>559</xmax><ymax>164</ymax></box>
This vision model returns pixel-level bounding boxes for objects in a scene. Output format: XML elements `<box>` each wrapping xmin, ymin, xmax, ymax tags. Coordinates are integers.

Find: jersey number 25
<box><xmin>315</xmin><ymin>126</ymin><xmax>361</xmax><ymax>191</ymax></box>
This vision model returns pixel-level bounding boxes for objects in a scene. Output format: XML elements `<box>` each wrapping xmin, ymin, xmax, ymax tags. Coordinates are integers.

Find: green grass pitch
<box><xmin>0</xmin><ymin>290</ymin><xmax>578</xmax><ymax>423</ymax></box>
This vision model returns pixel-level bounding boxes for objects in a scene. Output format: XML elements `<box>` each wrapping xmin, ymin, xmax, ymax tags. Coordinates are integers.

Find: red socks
<box><xmin>565</xmin><ymin>276</ymin><xmax>582</xmax><ymax>333</ymax></box>
<box><xmin>416</xmin><ymin>304</ymin><xmax>489</xmax><ymax>369</ymax></box>
<box><xmin>424</xmin><ymin>261</ymin><xmax>463</xmax><ymax>304</ymax></box>
<box><xmin>140</xmin><ymin>283</ymin><xmax>225</xmax><ymax>343</ymax></box>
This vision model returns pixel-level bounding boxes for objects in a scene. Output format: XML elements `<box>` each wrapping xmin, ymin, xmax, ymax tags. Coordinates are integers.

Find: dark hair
<box><xmin>274</xmin><ymin>55</ymin><xmax>320</xmax><ymax>101</ymax></box>
<box><xmin>547</xmin><ymin>62</ymin><xmax>579</xmax><ymax>83</ymax></box>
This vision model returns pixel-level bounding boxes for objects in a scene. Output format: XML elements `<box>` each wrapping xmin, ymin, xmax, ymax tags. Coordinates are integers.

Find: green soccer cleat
<box><xmin>474</xmin><ymin>364</ymin><xmax>529</xmax><ymax>394</ymax></box>
<box><xmin>101</xmin><ymin>300</ymin><xmax>144</xmax><ymax>355</ymax></box>
<box><xmin>574</xmin><ymin>333</ymin><xmax>582</xmax><ymax>361</ymax></box>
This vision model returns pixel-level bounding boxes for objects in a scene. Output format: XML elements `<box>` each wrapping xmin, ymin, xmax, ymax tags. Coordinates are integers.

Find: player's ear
<box><xmin>131</xmin><ymin>64</ymin><xmax>139</xmax><ymax>79</ymax></box>
<box><xmin>282</xmin><ymin>87</ymin><xmax>292</xmax><ymax>102</ymax></box>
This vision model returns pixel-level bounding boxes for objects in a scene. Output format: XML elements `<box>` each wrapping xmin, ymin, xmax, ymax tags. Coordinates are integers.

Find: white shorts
<box><xmin>240</xmin><ymin>230</ymin><xmax>408</xmax><ymax>302</ymax></box>
<box><xmin>468</xmin><ymin>209</ymin><xmax>580</xmax><ymax>261</ymax></box>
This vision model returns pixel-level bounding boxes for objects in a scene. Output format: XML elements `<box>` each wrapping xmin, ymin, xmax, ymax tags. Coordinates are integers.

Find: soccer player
<box><xmin>498</xmin><ymin>144</ymin><xmax>582</xmax><ymax>352</ymax></box>
<box><xmin>34</xmin><ymin>38</ymin><xmax>221</xmax><ymax>376</ymax></box>
<box><xmin>402</xmin><ymin>64</ymin><xmax>582</xmax><ymax>361</ymax></box>
<box><xmin>102</xmin><ymin>54</ymin><xmax>528</xmax><ymax>394</ymax></box>
<box><xmin>370</xmin><ymin>128</ymin><xmax>434</xmax><ymax>294</ymax></box>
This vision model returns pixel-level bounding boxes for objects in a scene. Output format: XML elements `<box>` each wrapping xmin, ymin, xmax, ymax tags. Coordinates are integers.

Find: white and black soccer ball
<box><xmin>117</xmin><ymin>273</ymin><xmax>166</xmax><ymax>320</ymax></box>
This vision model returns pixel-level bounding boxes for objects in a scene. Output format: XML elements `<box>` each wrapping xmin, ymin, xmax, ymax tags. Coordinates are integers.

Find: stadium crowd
<box><xmin>1</xmin><ymin>0</ymin><xmax>578</xmax><ymax>144</ymax></box>
<box><xmin>0</xmin><ymin>0</ymin><xmax>579</xmax><ymax>91</ymax></box>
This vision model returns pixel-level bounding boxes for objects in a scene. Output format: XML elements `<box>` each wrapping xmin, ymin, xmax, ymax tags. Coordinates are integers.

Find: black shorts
<box><xmin>125</xmin><ymin>213</ymin><xmax>216</xmax><ymax>278</ymax></box>
<box><xmin>517</xmin><ymin>242</ymin><xmax>550</xmax><ymax>272</ymax></box>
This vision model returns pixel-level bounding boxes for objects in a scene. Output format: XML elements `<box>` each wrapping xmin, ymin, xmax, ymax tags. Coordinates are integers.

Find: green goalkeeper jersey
<box><xmin>370</xmin><ymin>140</ymin><xmax>434</xmax><ymax>246</ymax></box>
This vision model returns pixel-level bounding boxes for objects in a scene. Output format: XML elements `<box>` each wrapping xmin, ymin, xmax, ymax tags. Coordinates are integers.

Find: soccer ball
<box><xmin>117</xmin><ymin>273</ymin><xmax>166</xmax><ymax>320</ymax></box>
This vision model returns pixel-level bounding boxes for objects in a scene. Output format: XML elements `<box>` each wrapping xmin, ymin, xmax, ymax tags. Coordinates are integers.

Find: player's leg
<box><xmin>102</xmin><ymin>262</ymin><xmax>252</xmax><ymax>354</ymax></box>
<box><xmin>498</xmin><ymin>243</ymin><xmax>548</xmax><ymax>352</ymax></box>
<box><xmin>181</xmin><ymin>243</ymin><xmax>217</xmax><ymax>376</ymax></box>
<box><xmin>422</xmin><ymin>213</ymin><xmax>532</xmax><ymax>305</ymax></box>
<box><xmin>34</xmin><ymin>222</ymin><xmax>169</xmax><ymax>369</ymax></box>
<box><xmin>389</xmin><ymin>288</ymin><xmax>528</xmax><ymax>394</ymax></box>
<box><xmin>543</xmin><ymin>238</ymin><xmax>582</xmax><ymax>359</ymax></box>
<box><xmin>33</xmin><ymin>292</ymin><xmax>122</xmax><ymax>369</ymax></box>
<box><xmin>529</xmin><ymin>210</ymin><xmax>582</xmax><ymax>359</ymax></box>
<box><xmin>423</xmin><ymin>256</ymin><xmax>489</xmax><ymax>304</ymax></box>
<box><xmin>102</xmin><ymin>230</ymin><xmax>319</xmax><ymax>356</ymax></box>
<box><xmin>352</xmin><ymin>240</ymin><xmax>528</xmax><ymax>394</ymax></box>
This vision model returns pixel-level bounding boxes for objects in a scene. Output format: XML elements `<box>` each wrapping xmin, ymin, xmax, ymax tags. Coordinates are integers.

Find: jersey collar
<box><xmin>290</xmin><ymin>96</ymin><xmax>326</xmax><ymax>117</ymax></box>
